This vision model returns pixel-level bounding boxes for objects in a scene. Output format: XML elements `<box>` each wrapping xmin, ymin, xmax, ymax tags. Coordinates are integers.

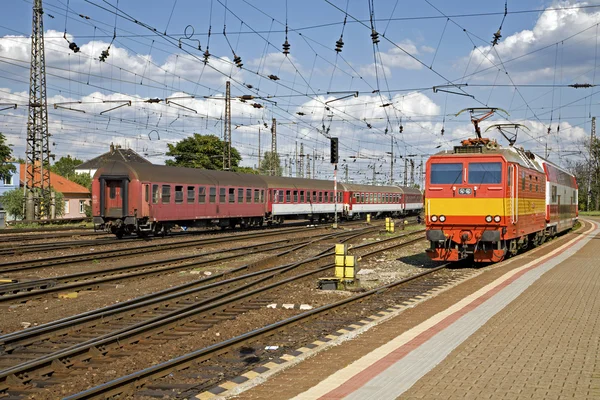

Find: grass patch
<box><xmin>579</xmin><ymin>211</ymin><xmax>600</xmax><ymax>216</ymax></box>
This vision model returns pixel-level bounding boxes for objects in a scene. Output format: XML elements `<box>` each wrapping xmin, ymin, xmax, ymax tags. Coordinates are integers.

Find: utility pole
<box><xmin>299</xmin><ymin>143</ymin><xmax>304</xmax><ymax>178</ymax></box>
<box><xmin>257</xmin><ymin>127</ymin><xmax>261</xmax><ymax>170</ymax></box>
<box><xmin>223</xmin><ymin>81</ymin><xmax>231</xmax><ymax>170</ymax></box>
<box><xmin>312</xmin><ymin>149</ymin><xmax>316</xmax><ymax>179</ymax></box>
<box><xmin>271</xmin><ymin>118</ymin><xmax>277</xmax><ymax>176</ymax></box>
<box><xmin>390</xmin><ymin>135</ymin><xmax>394</xmax><ymax>184</ymax></box>
<box><xmin>306</xmin><ymin>154</ymin><xmax>311</xmax><ymax>179</ymax></box>
<box><xmin>295</xmin><ymin>141</ymin><xmax>298</xmax><ymax>177</ymax></box>
<box><xmin>26</xmin><ymin>0</ymin><xmax>52</xmax><ymax>220</ymax></box>
<box><xmin>371</xmin><ymin>165</ymin><xmax>376</xmax><ymax>184</ymax></box>
<box><xmin>410</xmin><ymin>159</ymin><xmax>415</xmax><ymax>186</ymax></box>
<box><xmin>284</xmin><ymin>158</ymin><xmax>288</xmax><ymax>177</ymax></box>
<box><xmin>403</xmin><ymin>158</ymin><xmax>408</xmax><ymax>186</ymax></box>
<box><xmin>420</xmin><ymin>158</ymin><xmax>424</xmax><ymax>189</ymax></box>
<box><xmin>588</xmin><ymin>116</ymin><xmax>596</xmax><ymax>211</ymax></box>
<box><xmin>345</xmin><ymin>164</ymin><xmax>349</xmax><ymax>183</ymax></box>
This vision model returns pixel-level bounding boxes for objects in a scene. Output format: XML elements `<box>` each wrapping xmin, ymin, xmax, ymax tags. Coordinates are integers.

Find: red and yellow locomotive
<box><xmin>425</xmin><ymin>139</ymin><xmax>578</xmax><ymax>263</ymax></box>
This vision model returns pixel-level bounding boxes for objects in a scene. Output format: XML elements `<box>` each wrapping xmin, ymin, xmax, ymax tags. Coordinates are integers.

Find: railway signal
<box><xmin>330</xmin><ymin>137</ymin><xmax>339</xmax><ymax>164</ymax></box>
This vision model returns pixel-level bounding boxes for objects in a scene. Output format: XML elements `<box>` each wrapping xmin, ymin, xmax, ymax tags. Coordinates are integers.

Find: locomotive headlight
<box><xmin>431</xmin><ymin>215</ymin><xmax>438</xmax><ymax>222</ymax></box>
<box><xmin>485</xmin><ymin>215</ymin><xmax>493</xmax><ymax>223</ymax></box>
<box><xmin>439</xmin><ymin>215</ymin><xmax>446</xmax><ymax>222</ymax></box>
<box><xmin>494</xmin><ymin>215</ymin><xmax>501</xmax><ymax>223</ymax></box>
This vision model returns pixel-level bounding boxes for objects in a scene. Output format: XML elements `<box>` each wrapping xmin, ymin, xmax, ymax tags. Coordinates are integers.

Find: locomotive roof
<box><xmin>94</xmin><ymin>161</ymin><xmax>268</xmax><ymax>187</ymax></box>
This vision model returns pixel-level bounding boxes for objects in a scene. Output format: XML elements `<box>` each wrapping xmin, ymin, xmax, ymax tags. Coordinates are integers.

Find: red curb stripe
<box><xmin>319</xmin><ymin>223</ymin><xmax>596</xmax><ymax>400</ymax></box>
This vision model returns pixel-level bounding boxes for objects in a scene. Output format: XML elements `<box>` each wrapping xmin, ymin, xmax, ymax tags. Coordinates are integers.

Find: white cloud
<box><xmin>463</xmin><ymin>1</ymin><xmax>600</xmax><ymax>82</ymax></box>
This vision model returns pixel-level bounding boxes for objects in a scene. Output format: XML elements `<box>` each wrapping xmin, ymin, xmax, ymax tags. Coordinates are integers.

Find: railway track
<box><xmin>0</xmin><ymin>227</ymin><xmax>377</xmax><ymax>303</ymax></box>
<box><xmin>0</xmin><ymin>228</ymin><xmax>427</xmax><ymax>398</ymax></box>
<box><xmin>0</xmin><ymin>224</ymin><xmax>351</xmax><ymax>275</ymax></box>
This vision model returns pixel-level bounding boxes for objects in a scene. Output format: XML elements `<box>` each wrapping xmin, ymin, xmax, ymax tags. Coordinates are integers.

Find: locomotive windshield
<box><xmin>430</xmin><ymin>163</ymin><xmax>462</xmax><ymax>184</ymax></box>
<box><xmin>468</xmin><ymin>162</ymin><xmax>502</xmax><ymax>184</ymax></box>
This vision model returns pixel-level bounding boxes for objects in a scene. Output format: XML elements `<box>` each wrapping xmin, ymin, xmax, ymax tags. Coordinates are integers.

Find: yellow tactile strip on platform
<box><xmin>194</xmin><ymin>271</ymin><xmax>481</xmax><ymax>400</ymax></box>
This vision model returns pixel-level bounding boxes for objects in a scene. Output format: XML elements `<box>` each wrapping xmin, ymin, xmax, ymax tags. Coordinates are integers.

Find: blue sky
<box><xmin>1</xmin><ymin>0</ymin><xmax>599</xmax><ymax>184</ymax></box>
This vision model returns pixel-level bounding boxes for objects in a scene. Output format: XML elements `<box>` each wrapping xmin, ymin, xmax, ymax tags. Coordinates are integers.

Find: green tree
<box><xmin>166</xmin><ymin>134</ymin><xmax>242</xmax><ymax>170</ymax></box>
<box><xmin>233</xmin><ymin>166</ymin><xmax>258</xmax><ymax>174</ymax></box>
<box><xmin>0</xmin><ymin>188</ymin><xmax>65</xmax><ymax>220</ymax></box>
<box><xmin>259</xmin><ymin>151</ymin><xmax>283</xmax><ymax>176</ymax></box>
<box><xmin>51</xmin><ymin>155</ymin><xmax>85</xmax><ymax>178</ymax></box>
<box><xmin>0</xmin><ymin>132</ymin><xmax>16</xmax><ymax>182</ymax></box>
<box><xmin>71</xmin><ymin>173</ymin><xmax>92</xmax><ymax>191</ymax></box>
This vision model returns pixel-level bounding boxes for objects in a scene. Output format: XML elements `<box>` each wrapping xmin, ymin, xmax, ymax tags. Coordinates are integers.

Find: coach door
<box><xmin>99</xmin><ymin>176</ymin><xmax>129</xmax><ymax>218</ymax></box>
<box><xmin>141</xmin><ymin>184</ymin><xmax>150</xmax><ymax>217</ymax></box>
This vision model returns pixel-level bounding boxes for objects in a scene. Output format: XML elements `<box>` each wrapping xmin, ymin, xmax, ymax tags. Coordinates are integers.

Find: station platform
<box><xmin>215</xmin><ymin>219</ymin><xmax>600</xmax><ymax>400</ymax></box>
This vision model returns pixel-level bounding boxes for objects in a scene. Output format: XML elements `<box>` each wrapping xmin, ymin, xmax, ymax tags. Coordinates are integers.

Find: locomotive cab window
<box><xmin>187</xmin><ymin>186</ymin><xmax>195</xmax><ymax>203</ymax></box>
<box><xmin>162</xmin><ymin>185</ymin><xmax>171</xmax><ymax>204</ymax></box>
<box><xmin>430</xmin><ymin>163</ymin><xmax>463</xmax><ymax>184</ymax></box>
<box><xmin>468</xmin><ymin>162</ymin><xmax>502</xmax><ymax>184</ymax></box>
<box><xmin>152</xmin><ymin>184</ymin><xmax>159</xmax><ymax>204</ymax></box>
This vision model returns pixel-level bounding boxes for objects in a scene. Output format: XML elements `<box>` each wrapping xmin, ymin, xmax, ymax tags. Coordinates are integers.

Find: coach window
<box><xmin>260</xmin><ymin>190</ymin><xmax>265</xmax><ymax>203</ymax></box>
<box><xmin>324</xmin><ymin>192</ymin><xmax>329</xmax><ymax>203</ymax></box>
<box><xmin>219</xmin><ymin>188</ymin><xmax>226</xmax><ymax>203</ymax></box>
<box><xmin>162</xmin><ymin>185</ymin><xmax>171</xmax><ymax>204</ymax></box>
<box><xmin>229</xmin><ymin>188</ymin><xmax>236</xmax><ymax>203</ymax></box>
<box><xmin>360</xmin><ymin>193</ymin><xmax>364</xmax><ymax>203</ymax></box>
<box><xmin>238</xmin><ymin>188</ymin><xmax>244</xmax><ymax>203</ymax></box>
<box><xmin>187</xmin><ymin>186</ymin><xmax>195</xmax><ymax>203</ymax></box>
<box><xmin>209</xmin><ymin>187</ymin><xmax>216</xmax><ymax>203</ymax></box>
<box><xmin>245</xmin><ymin>188</ymin><xmax>252</xmax><ymax>203</ymax></box>
<box><xmin>285</xmin><ymin>190</ymin><xmax>291</xmax><ymax>203</ymax></box>
<box><xmin>145</xmin><ymin>185</ymin><xmax>149</xmax><ymax>202</ymax></box>
<box><xmin>293</xmin><ymin>190</ymin><xmax>298</xmax><ymax>202</ymax></box>
<box><xmin>152</xmin><ymin>184</ymin><xmax>159</xmax><ymax>204</ymax></box>
<box><xmin>300</xmin><ymin>190</ymin><xmax>305</xmax><ymax>202</ymax></box>
<box><xmin>318</xmin><ymin>192</ymin><xmax>322</xmax><ymax>202</ymax></box>
<box><xmin>338</xmin><ymin>192</ymin><xmax>342</xmax><ymax>202</ymax></box>
<box><xmin>198</xmin><ymin>187</ymin><xmax>206</xmax><ymax>203</ymax></box>
<box><xmin>430</xmin><ymin>163</ymin><xmax>463</xmax><ymax>184</ymax></box>
<box><xmin>255</xmin><ymin>189</ymin><xmax>261</xmax><ymax>203</ymax></box>
<box><xmin>278</xmin><ymin>190</ymin><xmax>284</xmax><ymax>203</ymax></box>
<box><xmin>312</xmin><ymin>191</ymin><xmax>317</xmax><ymax>202</ymax></box>
<box><xmin>174</xmin><ymin>186</ymin><xmax>184</xmax><ymax>204</ymax></box>
<box><xmin>551</xmin><ymin>186</ymin><xmax>557</xmax><ymax>202</ymax></box>
<box><xmin>109</xmin><ymin>185</ymin><xmax>116</xmax><ymax>199</ymax></box>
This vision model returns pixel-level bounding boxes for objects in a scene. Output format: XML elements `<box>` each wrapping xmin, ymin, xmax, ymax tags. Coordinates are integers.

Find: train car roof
<box><xmin>94</xmin><ymin>161</ymin><xmax>268</xmax><ymax>187</ymax></box>
<box><xmin>260</xmin><ymin>175</ymin><xmax>334</xmax><ymax>190</ymax></box>
<box><xmin>339</xmin><ymin>183</ymin><xmax>404</xmax><ymax>194</ymax></box>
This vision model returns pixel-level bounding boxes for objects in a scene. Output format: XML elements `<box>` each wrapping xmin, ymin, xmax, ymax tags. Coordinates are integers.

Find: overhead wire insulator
<box><xmin>268</xmin><ymin>75</ymin><xmax>280</xmax><ymax>81</ymax></box>
<box><xmin>491</xmin><ymin>30</ymin><xmax>502</xmax><ymax>46</ymax></box>
<box><xmin>282</xmin><ymin>39</ymin><xmax>291</xmax><ymax>55</ymax></box>
<box><xmin>68</xmin><ymin>42</ymin><xmax>80</xmax><ymax>53</ymax></box>
<box><xmin>233</xmin><ymin>54</ymin><xmax>243</xmax><ymax>68</ymax></box>
<box><xmin>99</xmin><ymin>49</ymin><xmax>110</xmax><ymax>62</ymax></box>
<box><xmin>203</xmin><ymin>49</ymin><xmax>211</xmax><ymax>64</ymax></box>
<box><xmin>335</xmin><ymin>37</ymin><xmax>344</xmax><ymax>53</ymax></box>
<box><xmin>370</xmin><ymin>29</ymin><xmax>380</xmax><ymax>44</ymax></box>
<box><xmin>252</xmin><ymin>103</ymin><xmax>263</xmax><ymax>109</ymax></box>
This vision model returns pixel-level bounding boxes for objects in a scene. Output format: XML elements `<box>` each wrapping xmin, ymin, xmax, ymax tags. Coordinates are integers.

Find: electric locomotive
<box><xmin>425</xmin><ymin>138</ymin><xmax>577</xmax><ymax>263</ymax></box>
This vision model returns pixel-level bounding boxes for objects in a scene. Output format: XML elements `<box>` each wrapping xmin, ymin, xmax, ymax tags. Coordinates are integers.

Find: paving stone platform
<box><xmin>225</xmin><ymin>220</ymin><xmax>600</xmax><ymax>400</ymax></box>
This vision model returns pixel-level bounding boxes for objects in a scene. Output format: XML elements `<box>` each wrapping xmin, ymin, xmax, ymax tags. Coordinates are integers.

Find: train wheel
<box><xmin>115</xmin><ymin>230</ymin><xmax>124</xmax><ymax>239</ymax></box>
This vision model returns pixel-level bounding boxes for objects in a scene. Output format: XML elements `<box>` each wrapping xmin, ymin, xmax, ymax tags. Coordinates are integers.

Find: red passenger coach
<box><xmin>93</xmin><ymin>161</ymin><xmax>267</xmax><ymax>237</ymax></box>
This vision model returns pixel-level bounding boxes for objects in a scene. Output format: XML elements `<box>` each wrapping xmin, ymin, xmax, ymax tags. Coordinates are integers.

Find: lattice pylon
<box><xmin>26</xmin><ymin>0</ymin><xmax>52</xmax><ymax>220</ymax></box>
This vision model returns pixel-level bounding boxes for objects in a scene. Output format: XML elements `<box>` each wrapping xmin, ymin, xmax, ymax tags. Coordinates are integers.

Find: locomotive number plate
<box><xmin>458</xmin><ymin>188</ymin><xmax>472</xmax><ymax>195</ymax></box>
